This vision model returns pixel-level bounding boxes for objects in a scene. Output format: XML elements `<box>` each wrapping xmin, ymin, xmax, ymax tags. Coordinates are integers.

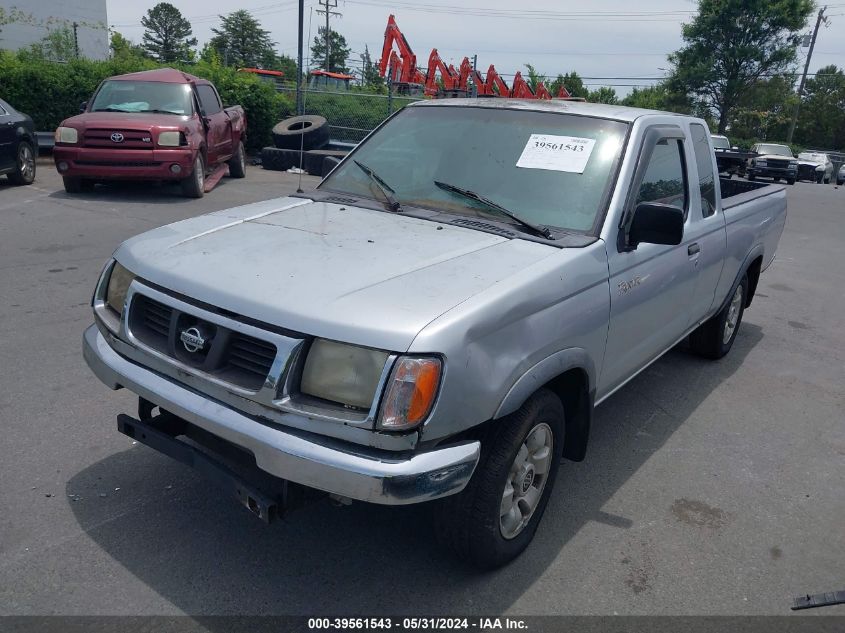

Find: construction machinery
<box><xmin>377</xmin><ymin>14</ymin><xmax>571</xmax><ymax>99</ymax></box>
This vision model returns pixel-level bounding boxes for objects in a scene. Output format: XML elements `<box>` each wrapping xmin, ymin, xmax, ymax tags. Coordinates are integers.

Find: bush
<box><xmin>0</xmin><ymin>51</ymin><xmax>294</xmax><ymax>153</ymax></box>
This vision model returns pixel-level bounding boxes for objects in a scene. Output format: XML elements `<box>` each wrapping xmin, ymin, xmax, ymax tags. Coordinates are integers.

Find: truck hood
<box><xmin>757</xmin><ymin>153</ymin><xmax>796</xmax><ymax>162</ymax></box>
<box><xmin>115</xmin><ymin>197</ymin><xmax>557</xmax><ymax>351</ymax></box>
<box><xmin>61</xmin><ymin>111</ymin><xmax>191</xmax><ymax>131</ymax></box>
<box><xmin>797</xmin><ymin>158</ymin><xmax>825</xmax><ymax>168</ymax></box>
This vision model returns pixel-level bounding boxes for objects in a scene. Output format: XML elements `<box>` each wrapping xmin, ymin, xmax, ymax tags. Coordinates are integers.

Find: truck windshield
<box><xmin>91</xmin><ymin>81</ymin><xmax>193</xmax><ymax>115</ymax></box>
<box><xmin>320</xmin><ymin>105</ymin><xmax>628</xmax><ymax>233</ymax></box>
<box><xmin>711</xmin><ymin>136</ymin><xmax>730</xmax><ymax>149</ymax></box>
<box><xmin>756</xmin><ymin>144</ymin><xmax>793</xmax><ymax>157</ymax></box>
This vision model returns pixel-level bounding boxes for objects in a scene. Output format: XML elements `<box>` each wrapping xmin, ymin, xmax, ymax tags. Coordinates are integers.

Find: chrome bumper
<box><xmin>83</xmin><ymin>325</ymin><xmax>479</xmax><ymax>505</ymax></box>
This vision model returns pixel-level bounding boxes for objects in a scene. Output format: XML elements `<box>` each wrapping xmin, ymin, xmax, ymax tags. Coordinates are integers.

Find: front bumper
<box><xmin>83</xmin><ymin>325</ymin><xmax>479</xmax><ymax>505</ymax></box>
<box><xmin>54</xmin><ymin>146</ymin><xmax>195</xmax><ymax>180</ymax></box>
<box><xmin>747</xmin><ymin>165</ymin><xmax>797</xmax><ymax>180</ymax></box>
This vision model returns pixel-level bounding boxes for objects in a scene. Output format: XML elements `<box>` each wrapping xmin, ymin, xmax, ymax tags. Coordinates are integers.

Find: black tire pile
<box><xmin>261</xmin><ymin>115</ymin><xmax>348</xmax><ymax>177</ymax></box>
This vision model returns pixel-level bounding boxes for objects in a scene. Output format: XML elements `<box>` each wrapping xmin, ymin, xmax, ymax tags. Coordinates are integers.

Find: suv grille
<box><xmin>128</xmin><ymin>294</ymin><xmax>278</xmax><ymax>391</ymax></box>
<box><xmin>83</xmin><ymin>129</ymin><xmax>154</xmax><ymax>150</ymax></box>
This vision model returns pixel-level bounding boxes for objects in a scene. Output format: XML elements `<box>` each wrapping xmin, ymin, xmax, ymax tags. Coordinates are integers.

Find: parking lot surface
<box><xmin>0</xmin><ymin>162</ymin><xmax>843</xmax><ymax>615</ymax></box>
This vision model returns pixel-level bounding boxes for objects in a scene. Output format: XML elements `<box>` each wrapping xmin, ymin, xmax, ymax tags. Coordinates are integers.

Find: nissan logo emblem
<box><xmin>179</xmin><ymin>327</ymin><xmax>206</xmax><ymax>353</ymax></box>
<box><xmin>110</xmin><ymin>132</ymin><xmax>124</xmax><ymax>143</ymax></box>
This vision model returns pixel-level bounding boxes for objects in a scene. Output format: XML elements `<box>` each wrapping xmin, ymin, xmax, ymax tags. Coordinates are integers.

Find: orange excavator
<box><xmin>377</xmin><ymin>14</ymin><xmax>571</xmax><ymax>99</ymax></box>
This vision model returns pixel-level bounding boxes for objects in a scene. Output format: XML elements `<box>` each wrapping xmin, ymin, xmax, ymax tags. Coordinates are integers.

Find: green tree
<box><xmin>27</xmin><ymin>25</ymin><xmax>77</xmax><ymax>61</ymax></box>
<box><xmin>360</xmin><ymin>44</ymin><xmax>385</xmax><ymax>91</ymax></box>
<box><xmin>728</xmin><ymin>75</ymin><xmax>797</xmax><ymax>140</ymax></box>
<box><xmin>550</xmin><ymin>71</ymin><xmax>588</xmax><ymax>99</ymax></box>
<box><xmin>524</xmin><ymin>64</ymin><xmax>548</xmax><ymax>93</ymax></box>
<box><xmin>141</xmin><ymin>2</ymin><xmax>196</xmax><ymax>63</ymax></box>
<box><xmin>311</xmin><ymin>27</ymin><xmax>350</xmax><ymax>73</ymax></box>
<box><xmin>110</xmin><ymin>31</ymin><xmax>147</xmax><ymax>61</ymax></box>
<box><xmin>669</xmin><ymin>0</ymin><xmax>813</xmax><ymax>133</ymax></box>
<box><xmin>794</xmin><ymin>64</ymin><xmax>845</xmax><ymax>149</ymax></box>
<box><xmin>208</xmin><ymin>10</ymin><xmax>277</xmax><ymax>69</ymax></box>
<box><xmin>588</xmin><ymin>86</ymin><xmax>619</xmax><ymax>104</ymax></box>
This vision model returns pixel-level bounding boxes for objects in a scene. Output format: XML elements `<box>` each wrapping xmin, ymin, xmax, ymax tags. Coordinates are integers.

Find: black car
<box><xmin>0</xmin><ymin>98</ymin><xmax>37</xmax><ymax>186</ymax></box>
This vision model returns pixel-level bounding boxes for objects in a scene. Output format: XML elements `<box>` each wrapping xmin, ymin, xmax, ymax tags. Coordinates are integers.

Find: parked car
<box><xmin>712</xmin><ymin>134</ymin><xmax>755</xmax><ymax>178</ymax></box>
<box><xmin>796</xmin><ymin>151</ymin><xmax>834</xmax><ymax>183</ymax></box>
<box><xmin>83</xmin><ymin>100</ymin><xmax>787</xmax><ymax>569</ymax></box>
<box><xmin>53</xmin><ymin>68</ymin><xmax>246</xmax><ymax>197</ymax></box>
<box><xmin>0</xmin><ymin>97</ymin><xmax>37</xmax><ymax>186</ymax></box>
<box><xmin>838</xmin><ymin>163</ymin><xmax>845</xmax><ymax>186</ymax></box>
<box><xmin>747</xmin><ymin>142</ymin><xmax>797</xmax><ymax>184</ymax></box>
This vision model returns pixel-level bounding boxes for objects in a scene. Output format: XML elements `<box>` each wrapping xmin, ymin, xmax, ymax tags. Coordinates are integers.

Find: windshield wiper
<box><xmin>353</xmin><ymin>160</ymin><xmax>402</xmax><ymax>212</ymax></box>
<box><xmin>140</xmin><ymin>109</ymin><xmax>182</xmax><ymax>115</ymax></box>
<box><xmin>93</xmin><ymin>107</ymin><xmax>133</xmax><ymax>112</ymax></box>
<box><xmin>434</xmin><ymin>180</ymin><xmax>554</xmax><ymax>240</ymax></box>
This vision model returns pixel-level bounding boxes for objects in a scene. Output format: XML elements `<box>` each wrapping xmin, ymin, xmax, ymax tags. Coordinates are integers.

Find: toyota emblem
<box><xmin>110</xmin><ymin>132</ymin><xmax>124</xmax><ymax>143</ymax></box>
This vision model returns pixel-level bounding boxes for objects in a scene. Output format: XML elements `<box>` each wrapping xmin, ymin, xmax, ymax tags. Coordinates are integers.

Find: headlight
<box><xmin>789</xmin><ymin>160</ymin><xmax>798</xmax><ymax>167</ymax></box>
<box><xmin>300</xmin><ymin>339</ymin><xmax>390</xmax><ymax>409</ymax></box>
<box><xmin>158</xmin><ymin>131</ymin><xmax>183</xmax><ymax>147</ymax></box>
<box><xmin>106</xmin><ymin>262</ymin><xmax>135</xmax><ymax>315</ymax></box>
<box><xmin>378</xmin><ymin>356</ymin><xmax>442</xmax><ymax>431</ymax></box>
<box><xmin>55</xmin><ymin>126</ymin><xmax>78</xmax><ymax>144</ymax></box>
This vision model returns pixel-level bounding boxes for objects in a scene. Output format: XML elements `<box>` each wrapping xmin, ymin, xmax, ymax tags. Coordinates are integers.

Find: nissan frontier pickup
<box><xmin>83</xmin><ymin>99</ymin><xmax>787</xmax><ymax>568</ymax></box>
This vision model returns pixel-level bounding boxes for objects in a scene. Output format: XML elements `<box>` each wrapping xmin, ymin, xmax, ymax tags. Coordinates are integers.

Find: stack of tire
<box><xmin>261</xmin><ymin>116</ymin><xmax>347</xmax><ymax>177</ymax></box>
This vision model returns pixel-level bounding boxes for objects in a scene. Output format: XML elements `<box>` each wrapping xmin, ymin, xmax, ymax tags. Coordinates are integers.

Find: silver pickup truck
<box><xmin>83</xmin><ymin>99</ymin><xmax>786</xmax><ymax>568</ymax></box>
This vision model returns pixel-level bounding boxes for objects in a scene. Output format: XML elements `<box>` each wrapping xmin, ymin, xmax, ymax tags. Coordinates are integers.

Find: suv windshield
<box><xmin>320</xmin><ymin>105</ymin><xmax>628</xmax><ymax>233</ymax></box>
<box><xmin>711</xmin><ymin>136</ymin><xmax>730</xmax><ymax>149</ymax></box>
<box><xmin>91</xmin><ymin>80</ymin><xmax>193</xmax><ymax>115</ymax></box>
<box><xmin>756</xmin><ymin>144</ymin><xmax>793</xmax><ymax>157</ymax></box>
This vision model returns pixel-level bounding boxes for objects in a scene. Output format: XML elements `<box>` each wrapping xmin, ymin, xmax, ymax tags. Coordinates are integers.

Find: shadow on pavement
<box><xmin>47</xmin><ymin>178</ymin><xmax>237</xmax><ymax>205</ymax></box>
<box><xmin>67</xmin><ymin>324</ymin><xmax>763</xmax><ymax>615</ymax></box>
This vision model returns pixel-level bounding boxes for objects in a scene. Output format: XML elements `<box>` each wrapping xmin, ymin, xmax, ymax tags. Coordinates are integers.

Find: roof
<box><xmin>408</xmin><ymin>98</ymin><xmax>684</xmax><ymax>123</ymax></box>
<box><xmin>310</xmin><ymin>70</ymin><xmax>355</xmax><ymax>80</ymax></box>
<box><xmin>239</xmin><ymin>68</ymin><xmax>284</xmax><ymax>77</ymax></box>
<box><xmin>109</xmin><ymin>68</ymin><xmax>209</xmax><ymax>85</ymax></box>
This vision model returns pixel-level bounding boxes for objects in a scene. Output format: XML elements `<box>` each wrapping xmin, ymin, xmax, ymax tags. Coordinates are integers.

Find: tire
<box><xmin>8</xmin><ymin>140</ymin><xmax>36</xmax><ymax>185</ymax></box>
<box><xmin>303</xmin><ymin>149</ymin><xmax>347</xmax><ymax>176</ymax></box>
<box><xmin>271</xmin><ymin>115</ymin><xmax>329</xmax><ymax>151</ymax></box>
<box><xmin>62</xmin><ymin>176</ymin><xmax>89</xmax><ymax>193</ymax></box>
<box><xmin>260</xmin><ymin>147</ymin><xmax>304</xmax><ymax>172</ymax></box>
<box><xmin>787</xmin><ymin>178</ymin><xmax>795</xmax><ymax>185</ymax></box>
<box><xmin>747</xmin><ymin>174</ymin><xmax>755</xmax><ymax>181</ymax></box>
<box><xmin>816</xmin><ymin>173</ymin><xmax>823</xmax><ymax>184</ymax></box>
<box><xmin>228</xmin><ymin>141</ymin><xmax>246</xmax><ymax>178</ymax></box>
<box><xmin>321</xmin><ymin>156</ymin><xmax>342</xmax><ymax>178</ymax></box>
<box><xmin>433</xmin><ymin>388</ymin><xmax>565</xmax><ymax>569</ymax></box>
<box><xmin>690</xmin><ymin>275</ymin><xmax>748</xmax><ymax>360</ymax></box>
<box><xmin>181</xmin><ymin>154</ymin><xmax>205</xmax><ymax>198</ymax></box>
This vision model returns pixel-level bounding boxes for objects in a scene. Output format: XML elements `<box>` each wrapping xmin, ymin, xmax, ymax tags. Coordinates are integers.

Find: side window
<box><xmin>636</xmin><ymin>138</ymin><xmax>687</xmax><ymax>214</ymax></box>
<box><xmin>196</xmin><ymin>85</ymin><xmax>222</xmax><ymax>115</ymax></box>
<box><xmin>690</xmin><ymin>123</ymin><xmax>717</xmax><ymax>217</ymax></box>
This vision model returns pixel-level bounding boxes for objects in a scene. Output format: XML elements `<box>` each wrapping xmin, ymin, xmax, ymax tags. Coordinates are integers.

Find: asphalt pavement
<box><xmin>0</xmin><ymin>161</ymin><xmax>843</xmax><ymax>616</ymax></box>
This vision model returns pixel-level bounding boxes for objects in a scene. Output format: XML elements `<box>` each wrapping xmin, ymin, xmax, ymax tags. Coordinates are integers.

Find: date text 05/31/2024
<box><xmin>307</xmin><ymin>617</ymin><xmax>529</xmax><ymax>630</ymax></box>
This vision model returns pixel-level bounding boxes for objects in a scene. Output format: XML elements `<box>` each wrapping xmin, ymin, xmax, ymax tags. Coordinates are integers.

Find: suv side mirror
<box><xmin>79</xmin><ymin>101</ymin><xmax>88</xmax><ymax>113</ymax></box>
<box><xmin>628</xmin><ymin>202</ymin><xmax>684</xmax><ymax>248</ymax></box>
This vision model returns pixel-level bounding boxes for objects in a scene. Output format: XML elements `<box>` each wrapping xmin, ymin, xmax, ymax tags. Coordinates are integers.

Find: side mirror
<box><xmin>627</xmin><ymin>202</ymin><xmax>684</xmax><ymax>248</ymax></box>
<box><xmin>79</xmin><ymin>101</ymin><xmax>88</xmax><ymax>113</ymax></box>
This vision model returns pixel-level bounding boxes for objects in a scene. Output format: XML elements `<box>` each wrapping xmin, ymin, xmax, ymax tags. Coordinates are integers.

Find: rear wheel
<box><xmin>228</xmin><ymin>141</ymin><xmax>246</xmax><ymax>178</ymax></box>
<box><xmin>181</xmin><ymin>154</ymin><xmax>205</xmax><ymax>198</ymax></box>
<box><xmin>8</xmin><ymin>141</ymin><xmax>35</xmax><ymax>185</ymax></box>
<box><xmin>433</xmin><ymin>389</ymin><xmax>564</xmax><ymax>569</ymax></box>
<box><xmin>690</xmin><ymin>275</ymin><xmax>747</xmax><ymax>359</ymax></box>
<box><xmin>787</xmin><ymin>178</ymin><xmax>796</xmax><ymax>185</ymax></box>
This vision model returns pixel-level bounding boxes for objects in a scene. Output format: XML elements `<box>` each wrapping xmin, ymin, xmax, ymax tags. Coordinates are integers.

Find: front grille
<box><xmin>76</xmin><ymin>160</ymin><xmax>162</xmax><ymax>167</ymax></box>
<box><xmin>83</xmin><ymin>128</ymin><xmax>154</xmax><ymax>150</ymax></box>
<box><xmin>767</xmin><ymin>158</ymin><xmax>790</xmax><ymax>169</ymax></box>
<box><xmin>221</xmin><ymin>334</ymin><xmax>277</xmax><ymax>390</ymax></box>
<box><xmin>128</xmin><ymin>293</ymin><xmax>277</xmax><ymax>392</ymax></box>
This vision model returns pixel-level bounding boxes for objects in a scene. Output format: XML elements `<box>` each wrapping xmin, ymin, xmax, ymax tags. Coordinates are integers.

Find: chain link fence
<box><xmin>278</xmin><ymin>88</ymin><xmax>422</xmax><ymax>143</ymax></box>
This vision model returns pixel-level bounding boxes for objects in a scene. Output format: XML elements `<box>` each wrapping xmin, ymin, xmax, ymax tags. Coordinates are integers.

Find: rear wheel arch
<box><xmin>745</xmin><ymin>255</ymin><xmax>763</xmax><ymax>308</ymax></box>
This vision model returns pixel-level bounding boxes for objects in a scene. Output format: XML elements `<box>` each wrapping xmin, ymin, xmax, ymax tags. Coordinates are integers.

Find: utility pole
<box><xmin>72</xmin><ymin>22</ymin><xmax>79</xmax><ymax>58</ymax></box>
<box><xmin>315</xmin><ymin>0</ymin><xmax>341</xmax><ymax>72</ymax></box>
<box><xmin>787</xmin><ymin>5</ymin><xmax>828</xmax><ymax>143</ymax></box>
<box><xmin>296</xmin><ymin>0</ymin><xmax>304</xmax><ymax>115</ymax></box>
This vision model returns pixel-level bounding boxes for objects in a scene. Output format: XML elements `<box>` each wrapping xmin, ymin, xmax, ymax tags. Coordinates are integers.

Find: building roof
<box><xmin>109</xmin><ymin>68</ymin><xmax>209</xmax><ymax>85</ymax></box>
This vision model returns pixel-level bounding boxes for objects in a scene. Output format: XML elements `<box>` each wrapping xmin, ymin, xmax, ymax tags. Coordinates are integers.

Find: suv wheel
<box><xmin>690</xmin><ymin>275</ymin><xmax>748</xmax><ymax>359</ymax></box>
<box><xmin>8</xmin><ymin>141</ymin><xmax>36</xmax><ymax>185</ymax></box>
<box><xmin>181</xmin><ymin>155</ymin><xmax>205</xmax><ymax>198</ymax></box>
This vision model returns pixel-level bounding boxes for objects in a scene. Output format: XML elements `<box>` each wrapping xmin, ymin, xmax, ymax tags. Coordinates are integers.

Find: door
<box><xmin>0</xmin><ymin>101</ymin><xmax>16</xmax><ymax>172</ymax></box>
<box><xmin>195</xmin><ymin>84</ymin><xmax>233</xmax><ymax>165</ymax></box>
<box><xmin>685</xmin><ymin>123</ymin><xmax>728</xmax><ymax>325</ymax></box>
<box><xmin>600</xmin><ymin>126</ymin><xmax>699</xmax><ymax>396</ymax></box>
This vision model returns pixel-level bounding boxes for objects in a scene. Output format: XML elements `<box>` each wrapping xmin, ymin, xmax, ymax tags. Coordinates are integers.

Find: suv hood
<box><xmin>115</xmin><ymin>197</ymin><xmax>556</xmax><ymax>351</ymax></box>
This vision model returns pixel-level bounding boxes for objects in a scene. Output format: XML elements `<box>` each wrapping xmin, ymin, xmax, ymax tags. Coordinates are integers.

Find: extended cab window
<box><xmin>690</xmin><ymin>124</ymin><xmax>716</xmax><ymax>217</ymax></box>
<box><xmin>196</xmin><ymin>85</ymin><xmax>222</xmax><ymax>115</ymax></box>
<box><xmin>635</xmin><ymin>138</ymin><xmax>687</xmax><ymax>213</ymax></box>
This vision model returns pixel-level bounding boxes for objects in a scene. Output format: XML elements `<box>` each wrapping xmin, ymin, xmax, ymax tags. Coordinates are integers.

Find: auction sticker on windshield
<box><xmin>516</xmin><ymin>134</ymin><xmax>596</xmax><ymax>173</ymax></box>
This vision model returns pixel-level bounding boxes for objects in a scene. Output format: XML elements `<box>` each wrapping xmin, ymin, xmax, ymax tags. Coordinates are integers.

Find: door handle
<box><xmin>688</xmin><ymin>243</ymin><xmax>701</xmax><ymax>256</ymax></box>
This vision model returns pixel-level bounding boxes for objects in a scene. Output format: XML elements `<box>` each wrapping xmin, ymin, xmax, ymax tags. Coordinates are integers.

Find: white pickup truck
<box><xmin>84</xmin><ymin>100</ymin><xmax>786</xmax><ymax>568</ymax></box>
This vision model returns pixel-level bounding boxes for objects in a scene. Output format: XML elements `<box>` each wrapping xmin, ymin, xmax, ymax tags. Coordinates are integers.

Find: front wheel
<box><xmin>787</xmin><ymin>178</ymin><xmax>796</xmax><ymax>185</ymax></box>
<box><xmin>8</xmin><ymin>141</ymin><xmax>36</xmax><ymax>185</ymax></box>
<box><xmin>181</xmin><ymin>155</ymin><xmax>205</xmax><ymax>198</ymax></box>
<box><xmin>433</xmin><ymin>389</ymin><xmax>564</xmax><ymax>569</ymax></box>
<box><xmin>690</xmin><ymin>275</ymin><xmax>747</xmax><ymax>359</ymax></box>
<box><xmin>747</xmin><ymin>174</ymin><xmax>755</xmax><ymax>181</ymax></box>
